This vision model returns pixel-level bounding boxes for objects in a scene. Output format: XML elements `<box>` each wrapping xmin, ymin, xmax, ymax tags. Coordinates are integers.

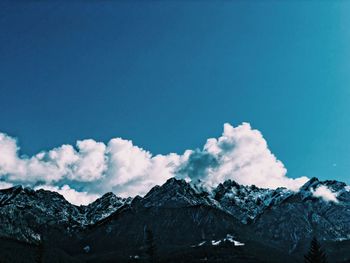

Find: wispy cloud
<box><xmin>311</xmin><ymin>185</ymin><xmax>339</xmax><ymax>203</ymax></box>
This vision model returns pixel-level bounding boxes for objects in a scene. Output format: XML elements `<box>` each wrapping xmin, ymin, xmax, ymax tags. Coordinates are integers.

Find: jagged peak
<box><xmin>300</xmin><ymin>177</ymin><xmax>320</xmax><ymax>191</ymax></box>
<box><xmin>102</xmin><ymin>192</ymin><xmax>116</xmax><ymax>198</ymax></box>
<box><xmin>86</xmin><ymin>191</ymin><xmax>130</xmax><ymax>210</ymax></box>
<box><xmin>94</xmin><ymin>192</ymin><xmax>118</xmax><ymax>202</ymax></box>
<box><xmin>299</xmin><ymin>177</ymin><xmax>347</xmax><ymax>193</ymax></box>
<box><xmin>222</xmin><ymin>179</ymin><xmax>241</xmax><ymax>189</ymax></box>
<box><xmin>164</xmin><ymin>177</ymin><xmax>188</xmax><ymax>187</ymax></box>
<box><xmin>34</xmin><ymin>188</ymin><xmax>69</xmax><ymax>202</ymax></box>
<box><xmin>323</xmin><ymin>180</ymin><xmax>347</xmax><ymax>191</ymax></box>
<box><xmin>139</xmin><ymin>177</ymin><xmax>214</xmax><ymax>208</ymax></box>
<box><xmin>144</xmin><ymin>177</ymin><xmax>191</xmax><ymax>198</ymax></box>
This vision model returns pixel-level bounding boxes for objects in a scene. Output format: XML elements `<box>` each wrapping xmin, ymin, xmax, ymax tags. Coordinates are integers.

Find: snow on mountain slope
<box><xmin>0</xmin><ymin>176</ymin><xmax>349</xmax><ymax>253</ymax></box>
<box><xmin>252</xmin><ymin>178</ymin><xmax>350</xmax><ymax>253</ymax></box>
<box><xmin>212</xmin><ymin>180</ymin><xmax>293</xmax><ymax>224</ymax></box>
<box><xmin>81</xmin><ymin>192</ymin><xmax>131</xmax><ymax>225</ymax></box>
<box><xmin>0</xmin><ymin>186</ymin><xmax>130</xmax><ymax>243</ymax></box>
<box><xmin>138</xmin><ymin>177</ymin><xmax>219</xmax><ymax>208</ymax></box>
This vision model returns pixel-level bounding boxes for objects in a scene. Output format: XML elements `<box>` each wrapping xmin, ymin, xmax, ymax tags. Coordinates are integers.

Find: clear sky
<box><xmin>1</xmin><ymin>0</ymin><xmax>350</xmax><ymax>185</ymax></box>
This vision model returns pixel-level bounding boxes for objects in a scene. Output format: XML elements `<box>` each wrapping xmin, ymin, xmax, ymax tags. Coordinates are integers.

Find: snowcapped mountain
<box><xmin>81</xmin><ymin>192</ymin><xmax>132</xmax><ymax>225</ymax></box>
<box><xmin>137</xmin><ymin>177</ymin><xmax>217</xmax><ymax>208</ymax></box>
<box><xmin>253</xmin><ymin>177</ymin><xmax>350</xmax><ymax>256</ymax></box>
<box><xmin>0</xmin><ymin>177</ymin><xmax>350</xmax><ymax>262</ymax></box>
<box><xmin>212</xmin><ymin>179</ymin><xmax>293</xmax><ymax>224</ymax></box>
<box><xmin>0</xmin><ymin>186</ymin><xmax>130</xmax><ymax>243</ymax></box>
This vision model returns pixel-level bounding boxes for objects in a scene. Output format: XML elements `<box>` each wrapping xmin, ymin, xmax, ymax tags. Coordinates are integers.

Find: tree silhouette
<box><xmin>144</xmin><ymin>227</ymin><xmax>157</xmax><ymax>263</ymax></box>
<box><xmin>36</xmin><ymin>239</ymin><xmax>44</xmax><ymax>263</ymax></box>
<box><xmin>304</xmin><ymin>237</ymin><xmax>328</xmax><ymax>263</ymax></box>
<box><xmin>36</xmin><ymin>232</ymin><xmax>46</xmax><ymax>263</ymax></box>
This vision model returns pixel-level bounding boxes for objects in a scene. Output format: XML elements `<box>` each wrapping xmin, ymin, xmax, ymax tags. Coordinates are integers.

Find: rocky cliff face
<box><xmin>212</xmin><ymin>179</ymin><xmax>293</xmax><ymax>224</ymax></box>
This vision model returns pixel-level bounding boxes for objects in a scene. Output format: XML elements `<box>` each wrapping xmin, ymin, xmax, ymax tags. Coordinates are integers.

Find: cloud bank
<box><xmin>0</xmin><ymin>123</ymin><xmax>309</xmax><ymax>205</ymax></box>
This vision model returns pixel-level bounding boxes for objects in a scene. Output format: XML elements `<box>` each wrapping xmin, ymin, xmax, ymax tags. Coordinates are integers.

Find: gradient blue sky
<box><xmin>1</xmin><ymin>1</ymin><xmax>350</xmax><ymax>184</ymax></box>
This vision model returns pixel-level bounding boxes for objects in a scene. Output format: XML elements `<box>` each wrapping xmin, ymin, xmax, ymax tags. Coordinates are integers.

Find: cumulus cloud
<box><xmin>311</xmin><ymin>185</ymin><xmax>339</xmax><ymax>203</ymax></box>
<box><xmin>177</xmin><ymin>123</ymin><xmax>308</xmax><ymax>191</ymax></box>
<box><xmin>0</xmin><ymin>132</ymin><xmax>181</xmax><ymax>202</ymax></box>
<box><xmin>0</xmin><ymin>122</ymin><xmax>309</xmax><ymax>205</ymax></box>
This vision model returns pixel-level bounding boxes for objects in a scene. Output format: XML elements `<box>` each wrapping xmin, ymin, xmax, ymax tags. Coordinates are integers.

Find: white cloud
<box><xmin>73</xmin><ymin>140</ymin><xmax>107</xmax><ymax>182</ymax></box>
<box><xmin>0</xmin><ymin>133</ymin><xmax>26</xmax><ymax>178</ymax></box>
<box><xmin>177</xmin><ymin>123</ymin><xmax>308</xmax><ymax>191</ymax></box>
<box><xmin>0</xmin><ymin>122</ymin><xmax>309</xmax><ymax>205</ymax></box>
<box><xmin>102</xmin><ymin>138</ymin><xmax>180</xmax><ymax>197</ymax></box>
<box><xmin>311</xmin><ymin>185</ymin><xmax>339</xmax><ymax>203</ymax></box>
<box><xmin>0</xmin><ymin>181</ymin><xmax>13</xmax><ymax>189</ymax></box>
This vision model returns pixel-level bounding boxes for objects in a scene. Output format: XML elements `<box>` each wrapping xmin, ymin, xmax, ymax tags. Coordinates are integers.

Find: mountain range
<box><xmin>0</xmin><ymin>177</ymin><xmax>349</xmax><ymax>263</ymax></box>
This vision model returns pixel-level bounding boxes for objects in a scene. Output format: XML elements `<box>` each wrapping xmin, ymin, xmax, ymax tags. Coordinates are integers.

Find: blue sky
<box><xmin>1</xmin><ymin>0</ymin><xmax>350</xmax><ymax>187</ymax></box>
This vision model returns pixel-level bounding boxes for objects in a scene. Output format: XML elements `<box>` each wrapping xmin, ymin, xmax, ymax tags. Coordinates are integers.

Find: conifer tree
<box><xmin>36</xmin><ymin>233</ymin><xmax>46</xmax><ymax>263</ymax></box>
<box><xmin>304</xmin><ymin>237</ymin><xmax>328</xmax><ymax>263</ymax></box>
<box><xmin>145</xmin><ymin>227</ymin><xmax>156</xmax><ymax>263</ymax></box>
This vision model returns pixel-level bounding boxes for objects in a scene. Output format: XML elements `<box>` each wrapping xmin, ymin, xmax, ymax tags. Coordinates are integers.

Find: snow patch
<box><xmin>31</xmin><ymin>233</ymin><xmax>41</xmax><ymax>242</ymax></box>
<box><xmin>211</xmin><ymin>240</ymin><xmax>222</xmax><ymax>246</ymax></box>
<box><xmin>224</xmin><ymin>234</ymin><xmax>245</xmax><ymax>246</ymax></box>
<box><xmin>83</xmin><ymin>245</ymin><xmax>90</xmax><ymax>253</ymax></box>
<box><xmin>193</xmin><ymin>235</ymin><xmax>245</xmax><ymax>248</ymax></box>
<box><xmin>191</xmin><ymin>241</ymin><xmax>206</xmax><ymax>247</ymax></box>
<box><xmin>233</xmin><ymin>240</ymin><xmax>245</xmax><ymax>246</ymax></box>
